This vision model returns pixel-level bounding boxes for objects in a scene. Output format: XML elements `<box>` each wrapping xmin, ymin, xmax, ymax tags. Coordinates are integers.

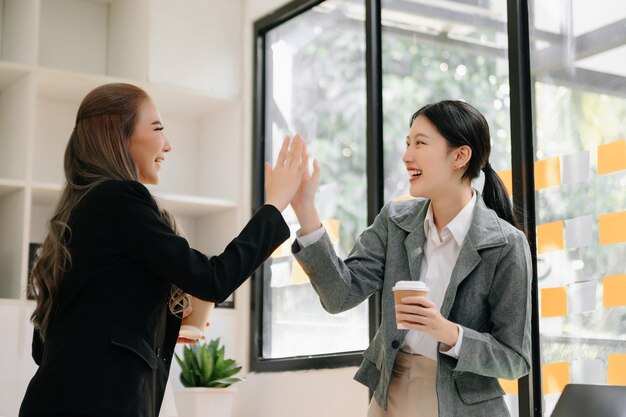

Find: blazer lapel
<box><xmin>404</xmin><ymin>232</ymin><xmax>425</xmax><ymax>282</ymax></box>
<box><xmin>440</xmin><ymin>192</ymin><xmax>508</xmax><ymax>318</ymax></box>
<box><xmin>440</xmin><ymin>237</ymin><xmax>481</xmax><ymax>317</ymax></box>
<box><xmin>397</xmin><ymin>201</ymin><xmax>429</xmax><ymax>282</ymax></box>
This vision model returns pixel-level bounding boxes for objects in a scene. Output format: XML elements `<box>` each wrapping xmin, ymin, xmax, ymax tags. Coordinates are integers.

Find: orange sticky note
<box><xmin>497</xmin><ymin>170</ymin><xmax>513</xmax><ymax>196</ymax></box>
<box><xmin>498</xmin><ymin>379</ymin><xmax>518</xmax><ymax>395</ymax></box>
<box><xmin>543</xmin><ymin>362</ymin><xmax>569</xmax><ymax>394</ymax></box>
<box><xmin>608</xmin><ymin>354</ymin><xmax>626</xmax><ymax>385</ymax></box>
<box><xmin>598</xmin><ymin>140</ymin><xmax>626</xmax><ymax>175</ymax></box>
<box><xmin>534</xmin><ymin>157</ymin><xmax>561</xmax><ymax>190</ymax></box>
<box><xmin>599</xmin><ymin>211</ymin><xmax>626</xmax><ymax>245</ymax></box>
<box><xmin>291</xmin><ymin>260</ymin><xmax>310</xmax><ymax>285</ymax></box>
<box><xmin>393</xmin><ymin>195</ymin><xmax>413</xmax><ymax>202</ymax></box>
<box><xmin>603</xmin><ymin>274</ymin><xmax>626</xmax><ymax>307</ymax></box>
<box><xmin>541</xmin><ymin>287</ymin><xmax>568</xmax><ymax>317</ymax></box>
<box><xmin>323</xmin><ymin>219</ymin><xmax>341</xmax><ymax>245</ymax></box>
<box><xmin>537</xmin><ymin>221</ymin><xmax>564</xmax><ymax>254</ymax></box>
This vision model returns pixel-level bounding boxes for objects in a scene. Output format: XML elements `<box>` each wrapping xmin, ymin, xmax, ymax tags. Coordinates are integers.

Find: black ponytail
<box><xmin>411</xmin><ymin>100</ymin><xmax>521</xmax><ymax>230</ymax></box>
<box><xmin>481</xmin><ymin>163</ymin><xmax>521</xmax><ymax>230</ymax></box>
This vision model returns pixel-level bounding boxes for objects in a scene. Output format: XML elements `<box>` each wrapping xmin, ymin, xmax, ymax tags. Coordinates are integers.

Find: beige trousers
<box><xmin>367</xmin><ymin>351</ymin><xmax>438</xmax><ymax>417</ymax></box>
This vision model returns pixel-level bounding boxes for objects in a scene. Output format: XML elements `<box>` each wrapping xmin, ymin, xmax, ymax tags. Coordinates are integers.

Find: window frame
<box><xmin>251</xmin><ymin>0</ymin><xmax>383</xmax><ymax>373</ymax></box>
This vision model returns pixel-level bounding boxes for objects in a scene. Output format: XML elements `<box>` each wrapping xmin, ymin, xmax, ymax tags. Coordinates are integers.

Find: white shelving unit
<box><xmin>38</xmin><ymin>0</ymin><xmax>150</xmax><ymax>79</ymax></box>
<box><xmin>0</xmin><ymin>0</ymin><xmax>39</xmax><ymax>65</ymax></box>
<box><xmin>0</xmin><ymin>1</ymin><xmax>243</xmax><ymax>415</ymax></box>
<box><xmin>0</xmin><ymin>187</ymin><xmax>26</xmax><ymax>299</ymax></box>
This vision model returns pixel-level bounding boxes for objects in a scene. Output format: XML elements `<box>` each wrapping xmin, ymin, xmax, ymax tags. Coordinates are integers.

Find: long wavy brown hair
<box><xmin>30</xmin><ymin>83</ymin><xmax>189</xmax><ymax>340</ymax></box>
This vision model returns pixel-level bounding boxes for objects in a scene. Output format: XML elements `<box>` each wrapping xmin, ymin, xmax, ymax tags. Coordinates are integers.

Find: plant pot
<box><xmin>173</xmin><ymin>386</ymin><xmax>237</xmax><ymax>417</ymax></box>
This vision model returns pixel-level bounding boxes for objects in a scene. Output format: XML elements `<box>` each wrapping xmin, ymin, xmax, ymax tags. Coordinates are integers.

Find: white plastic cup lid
<box><xmin>178</xmin><ymin>324</ymin><xmax>203</xmax><ymax>340</ymax></box>
<box><xmin>392</xmin><ymin>280</ymin><xmax>430</xmax><ymax>292</ymax></box>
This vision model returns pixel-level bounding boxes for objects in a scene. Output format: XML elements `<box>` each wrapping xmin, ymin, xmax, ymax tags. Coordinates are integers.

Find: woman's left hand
<box><xmin>177</xmin><ymin>305</ymin><xmax>209</xmax><ymax>344</ymax></box>
<box><xmin>395</xmin><ymin>296</ymin><xmax>459</xmax><ymax>347</ymax></box>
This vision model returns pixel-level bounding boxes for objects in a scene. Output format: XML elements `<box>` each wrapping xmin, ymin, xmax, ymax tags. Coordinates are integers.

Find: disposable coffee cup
<box><xmin>179</xmin><ymin>297</ymin><xmax>214</xmax><ymax>340</ymax></box>
<box><xmin>392</xmin><ymin>281</ymin><xmax>430</xmax><ymax>329</ymax></box>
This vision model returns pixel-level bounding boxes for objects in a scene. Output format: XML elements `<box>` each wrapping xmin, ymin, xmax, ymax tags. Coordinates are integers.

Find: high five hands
<box><xmin>265</xmin><ymin>135</ymin><xmax>321</xmax><ymax>222</ymax></box>
<box><xmin>266</xmin><ymin>135</ymin><xmax>459</xmax><ymax>350</ymax></box>
<box><xmin>265</xmin><ymin>135</ymin><xmax>307</xmax><ymax>212</ymax></box>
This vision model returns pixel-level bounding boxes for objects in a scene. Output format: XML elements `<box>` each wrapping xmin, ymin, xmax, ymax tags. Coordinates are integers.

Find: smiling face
<box><xmin>128</xmin><ymin>99</ymin><xmax>171</xmax><ymax>185</ymax></box>
<box><xmin>403</xmin><ymin>115</ymin><xmax>471</xmax><ymax>200</ymax></box>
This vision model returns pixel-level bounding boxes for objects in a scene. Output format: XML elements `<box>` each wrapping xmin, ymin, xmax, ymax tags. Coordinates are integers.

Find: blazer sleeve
<box><xmin>104</xmin><ymin>180</ymin><xmax>290</xmax><ymax>303</ymax></box>
<box><xmin>452</xmin><ymin>229</ymin><xmax>532</xmax><ymax>380</ymax></box>
<box><xmin>291</xmin><ymin>204</ymin><xmax>389</xmax><ymax>314</ymax></box>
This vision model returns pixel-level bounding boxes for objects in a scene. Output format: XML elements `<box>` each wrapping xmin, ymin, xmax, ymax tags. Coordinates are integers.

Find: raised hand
<box><xmin>290</xmin><ymin>138</ymin><xmax>323</xmax><ymax>235</ymax></box>
<box><xmin>265</xmin><ymin>135</ymin><xmax>308</xmax><ymax>212</ymax></box>
<box><xmin>291</xmin><ymin>147</ymin><xmax>320</xmax><ymax>212</ymax></box>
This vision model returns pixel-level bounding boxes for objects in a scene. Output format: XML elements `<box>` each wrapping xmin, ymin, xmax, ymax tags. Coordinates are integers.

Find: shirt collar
<box><xmin>424</xmin><ymin>190</ymin><xmax>477</xmax><ymax>246</ymax></box>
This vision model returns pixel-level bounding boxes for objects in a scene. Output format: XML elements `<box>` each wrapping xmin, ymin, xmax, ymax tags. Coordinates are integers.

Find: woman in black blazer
<box><xmin>19</xmin><ymin>83</ymin><xmax>305</xmax><ymax>417</ymax></box>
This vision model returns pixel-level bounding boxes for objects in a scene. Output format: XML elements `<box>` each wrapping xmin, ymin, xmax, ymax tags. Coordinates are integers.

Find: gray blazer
<box><xmin>292</xmin><ymin>192</ymin><xmax>532</xmax><ymax>416</ymax></box>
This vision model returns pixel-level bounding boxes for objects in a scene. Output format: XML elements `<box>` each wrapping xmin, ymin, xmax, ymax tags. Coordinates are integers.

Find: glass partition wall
<box><xmin>530</xmin><ymin>0</ymin><xmax>626</xmax><ymax>415</ymax></box>
<box><xmin>253</xmin><ymin>1</ymin><xmax>626</xmax><ymax>415</ymax></box>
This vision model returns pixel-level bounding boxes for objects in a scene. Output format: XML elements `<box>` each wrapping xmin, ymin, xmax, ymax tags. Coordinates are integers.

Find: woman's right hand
<box><xmin>291</xmin><ymin>149</ymin><xmax>320</xmax><ymax>211</ymax></box>
<box><xmin>290</xmin><ymin>140</ymin><xmax>323</xmax><ymax>235</ymax></box>
<box><xmin>265</xmin><ymin>135</ymin><xmax>308</xmax><ymax>212</ymax></box>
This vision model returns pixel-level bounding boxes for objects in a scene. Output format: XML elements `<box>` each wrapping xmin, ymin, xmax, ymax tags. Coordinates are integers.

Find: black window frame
<box><xmin>250</xmin><ymin>0</ymin><xmax>382</xmax><ymax>373</ymax></box>
<box><xmin>251</xmin><ymin>1</ymin><xmax>543</xmax><ymax>416</ymax></box>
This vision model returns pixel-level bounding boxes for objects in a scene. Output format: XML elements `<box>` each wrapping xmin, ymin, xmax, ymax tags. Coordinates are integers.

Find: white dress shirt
<box><xmin>401</xmin><ymin>191</ymin><xmax>476</xmax><ymax>360</ymax></box>
<box><xmin>296</xmin><ymin>191</ymin><xmax>477</xmax><ymax>361</ymax></box>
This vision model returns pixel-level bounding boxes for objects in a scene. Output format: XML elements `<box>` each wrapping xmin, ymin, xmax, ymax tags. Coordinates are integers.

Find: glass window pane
<box><xmin>530</xmin><ymin>0</ymin><xmax>626</xmax><ymax>414</ymax></box>
<box><xmin>380</xmin><ymin>1</ymin><xmax>516</xmax><ymax>411</ymax></box>
<box><xmin>262</xmin><ymin>0</ymin><xmax>369</xmax><ymax>359</ymax></box>
<box><xmin>381</xmin><ymin>0</ymin><xmax>512</xmax><ymax>202</ymax></box>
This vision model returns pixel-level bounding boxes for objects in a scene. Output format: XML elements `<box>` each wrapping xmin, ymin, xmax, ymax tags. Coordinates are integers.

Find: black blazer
<box><xmin>19</xmin><ymin>180</ymin><xmax>289</xmax><ymax>417</ymax></box>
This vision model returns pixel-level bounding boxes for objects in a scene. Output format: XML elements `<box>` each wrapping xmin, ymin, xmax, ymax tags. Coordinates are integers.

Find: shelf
<box><xmin>35</xmin><ymin>67</ymin><xmax>236</xmax><ymax>116</ymax></box>
<box><xmin>0</xmin><ymin>188</ymin><xmax>25</xmax><ymax>299</ymax></box>
<box><xmin>31</xmin><ymin>182</ymin><xmax>62</xmax><ymax>206</ymax></box>
<box><xmin>30</xmin><ymin>203</ymin><xmax>54</xmax><ymax>245</ymax></box>
<box><xmin>0</xmin><ymin>62</ymin><xmax>31</xmax><ymax>90</ymax></box>
<box><xmin>144</xmin><ymin>83</ymin><xmax>236</xmax><ymax>117</ymax></box>
<box><xmin>32</xmin><ymin>96</ymin><xmax>75</xmax><ymax>184</ymax></box>
<box><xmin>31</xmin><ymin>182</ymin><xmax>236</xmax><ymax>218</ymax></box>
<box><xmin>0</xmin><ymin>298</ymin><xmax>21</xmax><ymax>307</ymax></box>
<box><xmin>39</xmin><ymin>0</ymin><xmax>108</xmax><ymax>75</ymax></box>
<box><xmin>153</xmin><ymin>192</ymin><xmax>237</xmax><ymax>218</ymax></box>
<box><xmin>147</xmin><ymin>0</ymin><xmax>241</xmax><ymax>97</ymax></box>
<box><xmin>0</xmin><ymin>0</ymin><xmax>39</xmax><ymax>65</ymax></box>
<box><xmin>35</xmin><ymin>67</ymin><xmax>125</xmax><ymax>103</ymax></box>
<box><xmin>0</xmin><ymin>66</ymin><xmax>32</xmax><ymax>181</ymax></box>
<box><xmin>0</xmin><ymin>179</ymin><xmax>26</xmax><ymax>198</ymax></box>
<box><xmin>38</xmin><ymin>0</ymin><xmax>149</xmax><ymax>80</ymax></box>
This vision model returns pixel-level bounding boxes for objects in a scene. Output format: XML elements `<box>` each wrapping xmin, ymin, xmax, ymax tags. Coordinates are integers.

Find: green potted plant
<box><xmin>173</xmin><ymin>338</ymin><xmax>243</xmax><ymax>417</ymax></box>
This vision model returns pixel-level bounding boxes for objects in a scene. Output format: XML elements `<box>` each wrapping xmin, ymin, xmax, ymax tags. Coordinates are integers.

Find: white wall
<box><xmin>228</xmin><ymin>1</ymin><xmax>370</xmax><ymax>416</ymax></box>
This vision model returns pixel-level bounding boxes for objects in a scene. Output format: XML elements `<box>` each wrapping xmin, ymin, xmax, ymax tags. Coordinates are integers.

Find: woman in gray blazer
<box><xmin>290</xmin><ymin>100</ymin><xmax>532</xmax><ymax>417</ymax></box>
